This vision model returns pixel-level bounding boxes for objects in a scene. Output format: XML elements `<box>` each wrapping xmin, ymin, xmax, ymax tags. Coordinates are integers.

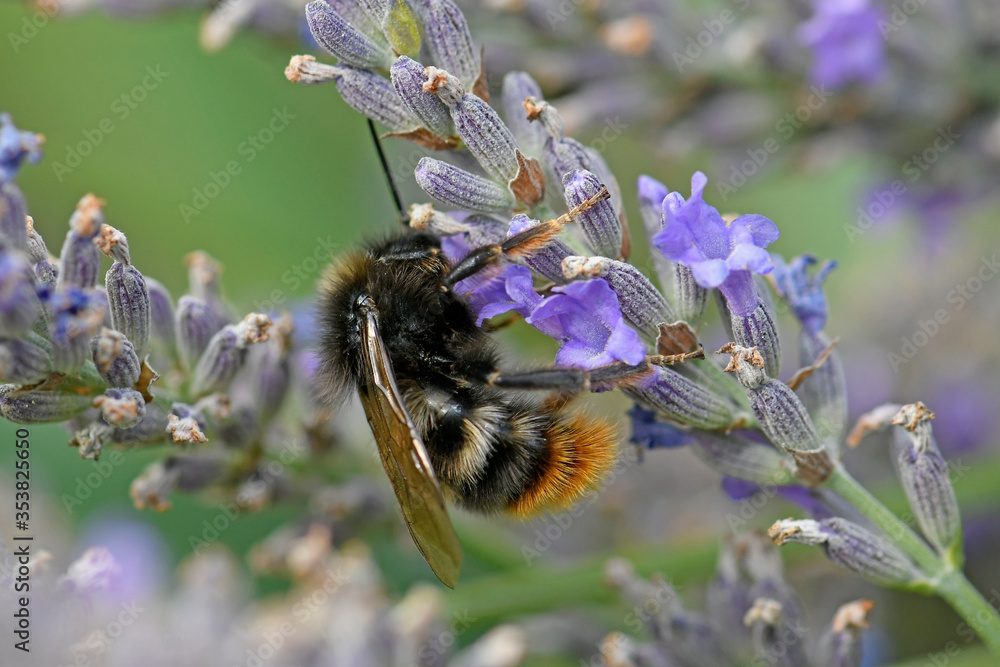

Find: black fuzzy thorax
<box><xmin>318</xmin><ymin>232</ymin><xmax>549</xmax><ymax>513</ymax></box>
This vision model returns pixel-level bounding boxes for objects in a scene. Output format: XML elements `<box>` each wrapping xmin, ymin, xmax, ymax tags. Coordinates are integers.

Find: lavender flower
<box><xmin>797</xmin><ymin>0</ymin><xmax>888</xmax><ymax>90</ymax></box>
<box><xmin>56</xmin><ymin>193</ymin><xmax>105</xmax><ymax>291</ymax></box>
<box><xmin>0</xmin><ymin>113</ymin><xmax>43</xmax><ymax>184</ymax></box>
<box><xmin>417</xmin><ymin>0</ymin><xmax>481</xmax><ymax>90</ymax></box>
<box><xmin>95</xmin><ymin>387</ymin><xmax>146</xmax><ymax>429</ymax></box>
<box><xmin>526</xmin><ymin>279</ymin><xmax>645</xmax><ymax>370</ymax></box>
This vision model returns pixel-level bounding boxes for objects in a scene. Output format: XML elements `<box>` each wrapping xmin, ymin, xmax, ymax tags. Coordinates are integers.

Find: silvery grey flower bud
<box><xmin>0</xmin><ymin>181</ymin><xmax>29</xmax><ymax>252</ymax></box>
<box><xmin>731</xmin><ymin>299</ymin><xmax>781</xmax><ymax>380</ymax></box>
<box><xmin>305</xmin><ymin>1</ymin><xmax>393</xmax><ymax>69</ymax></box>
<box><xmin>562</xmin><ymin>255</ymin><xmax>674</xmax><ymax>339</ymax></box>
<box><xmin>501</xmin><ymin>72</ymin><xmax>547</xmax><ymax>156</ymax></box>
<box><xmin>0</xmin><ymin>337</ymin><xmax>50</xmax><ymax>385</ymax></box>
<box><xmin>799</xmin><ymin>329</ymin><xmax>847</xmax><ymax>450</ymax></box>
<box><xmin>95</xmin><ymin>387</ymin><xmax>146</xmax><ymax>429</ymax></box>
<box><xmin>425</xmin><ymin>68</ymin><xmax>520</xmax><ymax>182</ymax></box>
<box><xmin>689</xmin><ymin>431</ymin><xmax>796</xmax><ymax>487</ymax></box>
<box><xmin>191</xmin><ymin>313</ymin><xmax>272</xmax><ymax>396</ymax></box>
<box><xmin>769</xmin><ymin>518</ymin><xmax>923</xmax><ymax>588</ymax></box>
<box><xmin>743</xmin><ymin>598</ymin><xmax>810</xmax><ymax>667</ymax></box>
<box><xmin>506</xmin><ymin>214</ymin><xmax>573</xmax><ymax>283</ymax></box>
<box><xmin>49</xmin><ymin>287</ymin><xmax>107</xmax><ymax>374</ymax></box>
<box><xmin>105</xmin><ymin>260</ymin><xmax>151</xmax><ymax>357</ymax></box>
<box><xmin>418</xmin><ymin>0</ymin><xmax>480</xmax><ymax>88</ymax></box>
<box><xmin>56</xmin><ymin>194</ymin><xmax>104</xmax><ymax>290</ymax></box>
<box><xmin>217</xmin><ymin>404</ymin><xmax>259</xmax><ymax>448</ymax></box>
<box><xmin>109</xmin><ymin>401</ymin><xmax>168</xmax><ymax>445</ymax></box>
<box><xmin>415</xmin><ymin>158</ymin><xmax>515</xmax><ymax>213</ymax></box>
<box><xmin>624</xmin><ymin>366</ymin><xmax>734</xmax><ymax>429</ymax></box>
<box><xmin>674</xmin><ymin>264</ymin><xmax>708</xmax><ymax>323</ymax></box>
<box><xmin>891</xmin><ymin>403</ymin><xmax>961</xmax><ymax>557</ymax></box>
<box><xmin>351</xmin><ymin>0</ymin><xmax>388</xmax><ymax>28</ymax></box>
<box><xmin>391</xmin><ymin>57</ymin><xmax>454</xmax><ymax>138</ymax></box>
<box><xmin>91</xmin><ymin>328</ymin><xmax>140</xmax><ymax>388</ymax></box>
<box><xmin>176</xmin><ymin>296</ymin><xmax>217</xmax><ymax>372</ymax></box>
<box><xmin>166</xmin><ymin>402</ymin><xmax>209</xmax><ymax>444</ymax></box>
<box><xmin>145</xmin><ymin>277</ymin><xmax>175</xmax><ymax>351</ymax></box>
<box><xmin>721</xmin><ymin>344</ymin><xmax>823</xmax><ymax>462</ymax></box>
<box><xmin>0</xmin><ymin>384</ymin><xmax>94</xmax><ymax>423</ymax></box>
<box><xmin>69</xmin><ymin>421</ymin><xmax>115</xmax><ymax>460</ymax></box>
<box><xmin>0</xmin><ymin>250</ymin><xmax>42</xmax><ymax>338</ymax></box>
<box><xmin>562</xmin><ymin>170</ymin><xmax>622</xmax><ymax>258</ymax></box>
<box><xmin>328</xmin><ymin>64</ymin><xmax>417</xmax><ymax>133</ymax></box>
<box><xmin>24</xmin><ymin>216</ymin><xmax>48</xmax><ymax>264</ymax></box>
<box><xmin>246</xmin><ymin>334</ymin><xmax>291</xmax><ymax>420</ymax></box>
<box><xmin>816</xmin><ymin>599</ymin><xmax>873</xmax><ymax>667</ymax></box>
<box><xmin>131</xmin><ymin>455</ymin><xmax>224</xmax><ymax>511</ymax></box>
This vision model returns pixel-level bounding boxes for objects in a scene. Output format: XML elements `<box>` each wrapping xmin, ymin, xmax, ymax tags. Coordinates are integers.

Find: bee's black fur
<box><xmin>318</xmin><ymin>232</ymin><xmax>615</xmax><ymax>515</ymax></box>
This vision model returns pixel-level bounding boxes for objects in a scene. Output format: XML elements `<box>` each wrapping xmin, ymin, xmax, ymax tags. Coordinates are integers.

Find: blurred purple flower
<box><xmin>0</xmin><ymin>113</ymin><xmax>43</xmax><ymax>183</ymax></box>
<box><xmin>527</xmin><ymin>278</ymin><xmax>645</xmax><ymax>370</ymax></box>
<box><xmin>723</xmin><ymin>477</ymin><xmax>834</xmax><ymax>519</ymax></box>
<box><xmin>628</xmin><ymin>404</ymin><xmax>689</xmax><ymax>449</ymax></box>
<box><xmin>771</xmin><ymin>254</ymin><xmax>836</xmax><ymax>334</ymax></box>
<box><xmin>653</xmin><ymin>171</ymin><xmax>779</xmax><ymax>316</ymax></box>
<box><xmin>797</xmin><ymin>0</ymin><xmax>888</xmax><ymax>90</ymax></box>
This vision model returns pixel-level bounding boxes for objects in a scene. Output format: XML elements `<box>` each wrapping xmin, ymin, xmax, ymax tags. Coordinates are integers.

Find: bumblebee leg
<box><xmin>485</xmin><ymin>361</ymin><xmax>648</xmax><ymax>392</ymax></box>
<box><xmin>444</xmin><ymin>186</ymin><xmax>610</xmax><ymax>287</ymax></box>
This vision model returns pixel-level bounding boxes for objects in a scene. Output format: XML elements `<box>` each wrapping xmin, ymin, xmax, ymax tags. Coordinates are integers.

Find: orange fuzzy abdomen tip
<box><xmin>509</xmin><ymin>412</ymin><xmax>619</xmax><ymax>517</ymax></box>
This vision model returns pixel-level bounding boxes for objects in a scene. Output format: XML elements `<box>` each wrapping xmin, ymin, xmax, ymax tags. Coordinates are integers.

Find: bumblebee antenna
<box><xmin>367</xmin><ymin>118</ymin><xmax>410</xmax><ymax>226</ymax></box>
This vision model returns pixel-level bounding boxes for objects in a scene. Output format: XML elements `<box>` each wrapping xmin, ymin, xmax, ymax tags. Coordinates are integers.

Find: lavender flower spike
<box><xmin>563</xmin><ymin>170</ymin><xmax>623</xmax><ymax>259</ymax></box>
<box><xmin>562</xmin><ymin>255</ymin><xmax>675</xmax><ymax>339</ymax></box>
<box><xmin>769</xmin><ymin>517</ymin><xmax>924</xmax><ymax>589</ymax></box>
<box><xmin>425</xmin><ymin>67</ymin><xmax>520</xmax><ymax>183</ymax></box>
<box><xmin>415</xmin><ymin>158</ymin><xmax>515</xmax><ymax>213</ymax></box>
<box><xmin>892</xmin><ymin>403</ymin><xmax>962</xmax><ymax>560</ymax></box>
<box><xmin>305</xmin><ymin>1</ymin><xmax>393</xmax><ymax>70</ymax></box>
<box><xmin>191</xmin><ymin>313</ymin><xmax>272</xmax><ymax>396</ymax></box>
<box><xmin>418</xmin><ymin>0</ymin><xmax>481</xmax><ymax>89</ymax></box>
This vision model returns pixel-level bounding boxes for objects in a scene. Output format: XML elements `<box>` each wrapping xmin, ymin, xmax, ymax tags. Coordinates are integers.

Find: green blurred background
<box><xmin>2</xmin><ymin>2</ymin><xmax>1000</xmax><ymax>665</ymax></box>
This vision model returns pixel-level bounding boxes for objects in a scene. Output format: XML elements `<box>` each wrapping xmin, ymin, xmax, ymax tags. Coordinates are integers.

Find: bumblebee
<box><xmin>317</xmin><ymin>192</ymin><xmax>624</xmax><ymax>587</ymax></box>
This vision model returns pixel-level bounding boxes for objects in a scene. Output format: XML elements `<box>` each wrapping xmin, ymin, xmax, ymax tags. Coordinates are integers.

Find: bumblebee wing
<box><xmin>357</xmin><ymin>303</ymin><xmax>462</xmax><ymax>588</ymax></box>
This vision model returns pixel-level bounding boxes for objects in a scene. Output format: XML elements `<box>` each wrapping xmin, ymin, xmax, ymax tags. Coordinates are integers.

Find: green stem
<box><xmin>826</xmin><ymin>464</ymin><xmax>1000</xmax><ymax>655</ymax></box>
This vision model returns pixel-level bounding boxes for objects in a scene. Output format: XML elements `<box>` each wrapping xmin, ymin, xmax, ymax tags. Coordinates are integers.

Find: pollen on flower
<box><xmin>71</xmin><ymin>193</ymin><xmax>106</xmax><ymax>236</ymax></box>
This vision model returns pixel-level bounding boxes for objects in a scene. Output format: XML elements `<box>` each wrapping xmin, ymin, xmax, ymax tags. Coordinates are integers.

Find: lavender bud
<box><xmin>744</xmin><ymin>598</ymin><xmax>810</xmax><ymax>667</ymax></box>
<box><xmin>330</xmin><ymin>64</ymin><xmax>417</xmax><ymax>132</ymax></box>
<box><xmin>0</xmin><ymin>181</ymin><xmax>28</xmax><ymax>252</ymax></box>
<box><xmin>426</xmin><ymin>67</ymin><xmax>519</xmax><ymax>182</ymax></box>
<box><xmin>562</xmin><ymin>255</ymin><xmax>674</xmax><ymax>338</ymax></box>
<box><xmin>305</xmin><ymin>1</ymin><xmax>393</xmax><ymax>69</ymax></box>
<box><xmin>507</xmin><ymin>214</ymin><xmax>572</xmax><ymax>283</ymax></box>
<box><xmin>501</xmin><ymin>72</ymin><xmax>547</xmax><ymax>156</ymax></box>
<box><xmin>105</xmin><ymin>262</ymin><xmax>150</xmax><ymax>356</ymax></box>
<box><xmin>674</xmin><ymin>264</ymin><xmax>709</xmax><ymax>323</ymax></box>
<box><xmin>354</xmin><ymin>0</ymin><xmax>388</xmax><ymax>28</ymax></box>
<box><xmin>56</xmin><ymin>194</ymin><xmax>104</xmax><ymax>290</ymax></box>
<box><xmin>0</xmin><ymin>337</ymin><xmax>50</xmax><ymax>385</ymax></box>
<box><xmin>33</xmin><ymin>259</ymin><xmax>57</xmax><ymax>292</ymax></box>
<box><xmin>191</xmin><ymin>313</ymin><xmax>272</xmax><ymax>396</ymax></box>
<box><xmin>415</xmin><ymin>157</ymin><xmax>515</xmax><ymax>213</ymax></box>
<box><xmin>109</xmin><ymin>401</ymin><xmax>168</xmax><ymax>445</ymax></box>
<box><xmin>816</xmin><ymin>599</ymin><xmax>873</xmax><ymax>667</ymax></box>
<box><xmin>0</xmin><ymin>384</ymin><xmax>94</xmax><ymax>424</ymax></box>
<box><xmin>799</xmin><ymin>329</ymin><xmax>847</xmax><ymax>449</ymax></box>
<box><xmin>391</xmin><ymin>57</ymin><xmax>454</xmax><ymax>138</ymax></box>
<box><xmin>544</xmin><ymin>136</ymin><xmax>596</xmax><ymax>199</ymax></box>
<box><xmin>217</xmin><ymin>404</ymin><xmax>260</xmax><ymax>448</ymax></box>
<box><xmin>689</xmin><ymin>431</ymin><xmax>796</xmax><ymax>486</ymax></box>
<box><xmin>769</xmin><ymin>517</ymin><xmax>923</xmax><ymax>588</ymax></box>
<box><xmin>246</xmin><ymin>336</ymin><xmax>291</xmax><ymax>420</ymax></box>
<box><xmin>0</xmin><ymin>250</ymin><xmax>42</xmax><ymax>338</ymax></box>
<box><xmin>892</xmin><ymin>403</ymin><xmax>961</xmax><ymax>557</ymax></box>
<box><xmin>145</xmin><ymin>277</ymin><xmax>175</xmax><ymax>350</ymax></box>
<box><xmin>166</xmin><ymin>402</ymin><xmax>209</xmax><ymax>444</ymax></box>
<box><xmin>69</xmin><ymin>422</ymin><xmax>115</xmax><ymax>460</ymax></box>
<box><xmin>49</xmin><ymin>287</ymin><xmax>107</xmax><ymax>374</ymax></box>
<box><xmin>418</xmin><ymin>0</ymin><xmax>480</xmax><ymax>87</ymax></box>
<box><xmin>624</xmin><ymin>366</ymin><xmax>734</xmax><ymax>430</ymax></box>
<box><xmin>720</xmin><ymin>345</ymin><xmax>828</xmax><ymax>481</ymax></box>
<box><xmin>24</xmin><ymin>216</ymin><xmax>48</xmax><ymax>264</ymax></box>
<box><xmin>131</xmin><ymin>455</ymin><xmax>223</xmax><ymax>511</ymax></box>
<box><xmin>94</xmin><ymin>387</ymin><xmax>146</xmax><ymax>429</ymax></box>
<box><xmin>731</xmin><ymin>299</ymin><xmax>781</xmax><ymax>380</ymax></box>
<box><xmin>91</xmin><ymin>328</ymin><xmax>140</xmax><ymax>388</ymax></box>
<box><xmin>175</xmin><ymin>296</ymin><xmax>217</xmax><ymax>372</ymax></box>
<box><xmin>562</xmin><ymin>170</ymin><xmax>622</xmax><ymax>258</ymax></box>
